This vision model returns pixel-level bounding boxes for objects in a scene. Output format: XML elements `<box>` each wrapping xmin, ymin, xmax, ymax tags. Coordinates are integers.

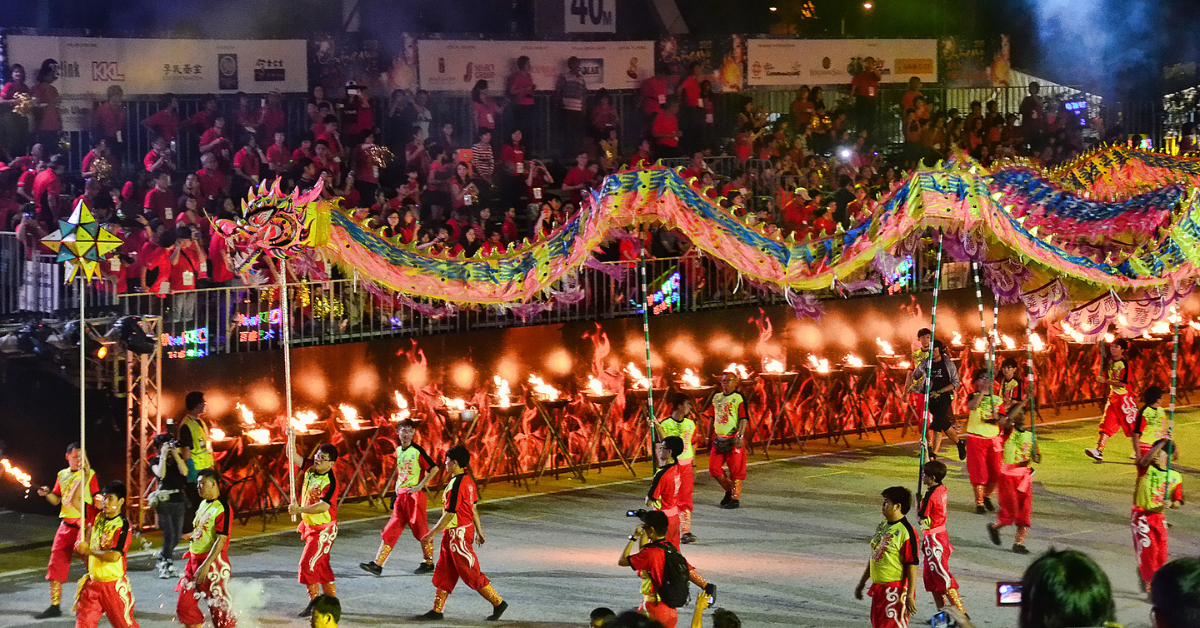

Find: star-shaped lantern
<box><xmin>40</xmin><ymin>199</ymin><xmax>122</xmax><ymax>282</ymax></box>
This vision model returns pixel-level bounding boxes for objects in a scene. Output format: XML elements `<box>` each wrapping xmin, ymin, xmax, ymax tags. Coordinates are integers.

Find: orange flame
<box><xmin>1189</xmin><ymin>321</ymin><xmax>1200</xmax><ymax>331</ymax></box>
<box><xmin>211</xmin><ymin>427</ymin><xmax>227</xmax><ymax>440</ymax></box>
<box><xmin>807</xmin><ymin>355</ymin><xmax>830</xmax><ymax>374</ymax></box>
<box><xmin>1029</xmin><ymin>333</ymin><xmax>1045</xmax><ymax>352</ymax></box>
<box><xmin>625</xmin><ymin>362</ymin><xmax>650</xmax><ymax>389</ymax></box>
<box><xmin>845</xmin><ymin>353</ymin><xmax>865</xmax><ymax>368</ymax></box>
<box><xmin>236</xmin><ymin>402</ymin><xmax>255</xmax><ymax>425</ymax></box>
<box><xmin>493</xmin><ymin>376</ymin><xmax>512</xmax><ymax>407</ymax></box>
<box><xmin>586</xmin><ymin>375</ymin><xmax>608</xmax><ymax>396</ymax></box>
<box><xmin>1001</xmin><ymin>335</ymin><xmax>1017</xmax><ymax>350</ymax></box>
<box><xmin>1104</xmin><ymin>332</ymin><xmax>1115</xmax><ymax>343</ymax></box>
<box><xmin>898</xmin><ymin>360</ymin><xmax>912</xmax><ymax>369</ymax></box>
<box><xmin>1061</xmin><ymin>321</ymin><xmax>1086</xmax><ymax>343</ymax></box>
<box><xmin>291</xmin><ymin>410</ymin><xmax>318</xmax><ymax>431</ymax></box>
<box><xmin>951</xmin><ymin>332</ymin><xmax>963</xmax><ymax>346</ymax></box>
<box><xmin>441</xmin><ymin>396</ymin><xmax>467</xmax><ymax>411</ymax></box>
<box><xmin>1150</xmin><ymin>321</ymin><xmax>1171</xmax><ymax>335</ymax></box>
<box><xmin>528</xmin><ymin>375</ymin><xmax>560</xmax><ymax>402</ymax></box>
<box><xmin>876</xmin><ymin>338</ymin><xmax>894</xmax><ymax>355</ymax></box>
<box><xmin>246</xmin><ymin>428</ymin><xmax>271</xmax><ymax>444</ymax></box>
<box><xmin>724</xmin><ymin>363</ymin><xmax>751</xmax><ymax>379</ymax></box>
<box><xmin>1</xmin><ymin>458</ymin><xmax>32</xmax><ymax>488</ymax></box>
<box><xmin>338</xmin><ymin>404</ymin><xmax>362</xmax><ymax>429</ymax></box>
<box><xmin>763</xmin><ymin>358</ymin><xmax>785</xmax><ymax>373</ymax></box>
<box><xmin>680</xmin><ymin>368</ymin><xmax>702</xmax><ymax>388</ymax></box>
<box><xmin>973</xmin><ymin>337</ymin><xmax>988</xmax><ymax>352</ymax></box>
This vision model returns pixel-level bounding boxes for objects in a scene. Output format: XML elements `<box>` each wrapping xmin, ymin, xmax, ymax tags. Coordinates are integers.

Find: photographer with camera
<box><xmin>618</xmin><ymin>510</ymin><xmax>715</xmax><ymax>628</ymax></box>
<box><xmin>150</xmin><ymin>430</ymin><xmax>189</xmax><ymax>579</ymax></box>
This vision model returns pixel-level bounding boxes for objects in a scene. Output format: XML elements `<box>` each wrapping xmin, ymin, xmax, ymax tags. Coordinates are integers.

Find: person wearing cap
<box><xmin>417</xmin><ymin>446</ymin><xmax>507</xmax><ymax>622</ymax></box>
<box><xmin>178</xmin><ymin>391</ymin><xmax>213</xmax><ymax>526</ymax></box>
<box><xmin>361</xmin><ymin>419</ymin><xmax>439</xmax><ymax>576</ymax></box>
<box><xmin>74</xmin><ymin>481</ymin><xmax>140</xmax><ymax>628</ymax></box>
<box><xmin>704</xmin><ymin>371</ymin><xmax>749</xmax><ymax>509</ymax></box>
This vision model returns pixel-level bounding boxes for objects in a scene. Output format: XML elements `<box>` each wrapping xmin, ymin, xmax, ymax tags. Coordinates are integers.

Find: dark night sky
<box><xmin>0</xmin><ymin>0</ymin><xmax>1197</xmax><ymax>95</ymax></box>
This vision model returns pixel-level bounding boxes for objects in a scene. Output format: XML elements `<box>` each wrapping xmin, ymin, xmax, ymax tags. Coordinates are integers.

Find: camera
<box><xmin>626</xmin><ymin>509</ymin><xmax>648</xmax><ymax>520</ymax></box>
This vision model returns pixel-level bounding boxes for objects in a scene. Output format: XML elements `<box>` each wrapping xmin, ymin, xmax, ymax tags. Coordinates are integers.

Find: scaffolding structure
<box><xmin>123</xmin><ymin>317</ymin><xmax>162</xmax><ymax>530</ymax></box>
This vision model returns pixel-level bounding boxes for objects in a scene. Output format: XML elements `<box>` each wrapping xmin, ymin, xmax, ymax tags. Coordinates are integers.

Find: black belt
<box><xmin>61</xmin><ymin>521</ymin><xmax>80</xmax><ymax>529</ymax></box>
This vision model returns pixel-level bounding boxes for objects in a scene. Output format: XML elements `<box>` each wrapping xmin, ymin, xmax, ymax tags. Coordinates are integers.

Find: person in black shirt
<box><xmin>150</xmin><ymin>431</ymin><xmax>189</xmax><ymax>579</ymax></box>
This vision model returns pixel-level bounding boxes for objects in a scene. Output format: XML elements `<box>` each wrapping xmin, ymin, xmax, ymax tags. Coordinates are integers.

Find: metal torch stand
<box><xmin>761</xmin><ymin>373</ymin><xmax>800</xmax><ymax>458</ymax></box>
<box><xmin>582</xmin><ymin>393</ymin><xmax>636</xmax><ymax>477</ymax></box>
<box><xmin>337</xmin><ymin>426</ymin><xmax>381</xmax><ymax>509</ymax></box>
<box><xmin>529</xmin><ymin>396</ymin><xmax>586</xmax><ymax>483</ymax></box>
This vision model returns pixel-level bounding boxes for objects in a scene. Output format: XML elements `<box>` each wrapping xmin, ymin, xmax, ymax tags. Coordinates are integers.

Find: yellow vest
<box><xmin>179</xmin><ymin>416</ymin><xmax>214</xmax><ymax>471</ymax></box>
<box><xmin>659</xmin><ymin>417</ymin><xmax>696</xmax><ymax>461</ymax></box>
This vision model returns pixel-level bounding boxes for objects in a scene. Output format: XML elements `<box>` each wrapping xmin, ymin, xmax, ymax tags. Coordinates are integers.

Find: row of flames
<box><xmin>209</xmin><ymin>318</ymin><xmax>1200</xmax><ymax>444</ymax></box>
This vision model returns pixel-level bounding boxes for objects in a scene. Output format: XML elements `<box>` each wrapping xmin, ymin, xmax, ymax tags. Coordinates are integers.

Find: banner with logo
<box><xmin>418</xmin><ymin>40</ymin><xmax>653</xmax><ymax>92</ymax></box>
<box><xmin>746</xmin><ymin>39</ymin><xmax>937</xmax><ymax>87</ymax></box>
<box><xmin>4</xmin><ymin>36</ymin><xmax>309</xmax><ymax>97</ymax></box>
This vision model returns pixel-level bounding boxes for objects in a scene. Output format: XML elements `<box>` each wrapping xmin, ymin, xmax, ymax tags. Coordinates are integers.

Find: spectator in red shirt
<box><xmin>81</xmin><ymin>140</ymin><xmax>112</xmax><ymax>179</ymax></box>
<box><xmin>351</xmin><ymin>130</ymin><xmax>380</xmax><ymax>206</ymax></box>
<box><xmin>619</xmin><ymin>510</ymin><xmax>713</xmax><ymax>628</ymax></box>
<box><xmin>501</xmin><ymin>207</ymin><xmax>519</xmax><ymax>244</ymax></box>
<box><xmin>344</xmin><ymin>86</ymin><xmax>375</xmax><ymax>139</ymax></box>
<box><xmin>168</xmin><ymin>226</ymin><xmax>207</xmax><ymax>321</ymax></box>
<box><xmin>316</xmin><ymin>115</ymin><xmax>343</xmax><ymax>159</ymax></box>
<box><xmin>177</xmin><ymin>173</ymin><xmax>201</xmax><ymax>216</ymax></box>
<box><xmin>199</xmin><ymin>116</ymin><xmax>232</xmax><ymax>164</ymax></box>
<box><xmin>31</xmin><ymin>59</ymin><xmax>63</xmax><ymax>150</ymax></box>
<box><xmin>507</xmin><ymin>56</ymin><xmax>536</xmax><ymax>142</ymax></box>
<box><xmin>291</xmin><ymin>137</ymin><xmax>314</xmax><ymax>165</ymax></box>
<box><xmin>471</xmin><ymin>80</ymin><xmax>501</xmax><ymax>135</ymax></box>
<box><xmin>676</xmin><ymin>62</ymin><xmax>705</xmax><ymax>154</ymax></box>
<box><xmin>32</xmin><ymin>155</ymin><xmax>66</xmax><ymax>224</ymax></box>
<box><xmin>627</xmin><ymin>139</ymin><xmax>653</xmax><ymax>169</ymax></box>
<box><xmin>525</xmin><ymin>159</ymin><xmax>553</xmax><ymax>206</ymax></box>
<box><xmin>208</xmin><ymin>219</ymin><xmax>238</xmax><ymax>287</ymax></box>
<box><xmin>312</xmin><ymin>139</ymin><xmax>339</xmax><ymax>179</ymax></box>
<box><xmin>185</xmin><ymin>97</ymin><xmax>220</xmax><ymax>134</ymax></box>
<box><xmin>266</xmin><ymin>131</ymin><xmax>290</xmax><ymax>177</ymax></box>
<box><xmin>92</xmin><ymin>85</ymin><xmax>126</xmax><ymax>150</ymax></box>
<box><xmin>195</xmin><ymin>153</ymin><xmax>228</xmax><ymax>201</ymax></box>
<box><xmin>680</xmin><ymin>152</ymin><xmax>709</xmax><ymax>181</ymax></box>
<box><xmin>144</xmin><ymin>136</ymin><xmax>178</xmax><ymax>175</ymax></box>
<box><xmin>232</xmin><ymin>92</ymin><xmax>259</xmax><ymax>144</ymax></box>
<box><xmin>651</xmin><ymin>97</ymin><xmax>682</xmax><ymax>159</ymax></box>
<box><xmin>256</xmin><ymin>92</ymin><xmax>287</xmax><ymax>144</ymax></box>
<box><xmin>590</xmin><ymin>90</ymin><xmax>619</xmax><ymax>145</ymax></box>
<box><xmin>142</xmin><ymin>95</ymin><xmax>180</xmax><ymax>143</ymax></box>
<box><xmin>640</xmin><ymin>62</ymin><xmax>671</xmax><ymax>120</ymax></box>
<box><xmin>850</xmin><ymin>56</ymin><xmax>881</xmax><ymax>139</ymax></box>
<box><xmin>562</xmin><ymin>152</ymin><xmax>591</xmax><ymax>205</ymax></box>
<box><xmin>144</xmin><ymin>171</ymin><xmax>175</xmax><ymax>222</ymax></box>
<box><xmin>232</xmin><ymin>136</ymin><xmax>264</xmax><ymax>193</ymax></box>
<box><xmin>479</xmin><ymin>229</ymin><xmax>505</xmax><ymax>256</ymax></box>
<box><xmin>0</xmin><ymin>63</ymin><xmax>30</xmax><ymax>105</ymax></box>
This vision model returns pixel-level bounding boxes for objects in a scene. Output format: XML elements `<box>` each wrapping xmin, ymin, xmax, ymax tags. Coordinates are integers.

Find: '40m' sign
<box><xmin>566</xmin><ymin>0</ymin><xmax>615</xmax><ymax>33</ymax></box>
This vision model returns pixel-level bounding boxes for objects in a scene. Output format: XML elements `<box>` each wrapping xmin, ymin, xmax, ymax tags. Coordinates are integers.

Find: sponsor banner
<box><xmin>565</xmin><ymin>0</ymin><xmax>616</xmax><ymax>34</ymax></box>
<box><xmin>418</xmin><ymin>40</ymin><xmax>653</xmax><ymax>92</ymax></box>
<box><xmin>658</xmin><ymin>35</ymin><xmax>745</xmax><ymax>93</ymax></box>
<box><xmin>4</xmin><ymin>36</ymin><xmax>308</xmax><ymax>98</ymax></box>
<box><xmin>746</xmin><ymin>39</ymin><xmax>937</xmax><ymax>87</ymax></box>
<box><xmin>939</xmin><ymin>35</ymin><xmax>1011</xmax><ymax>87</ymax></box>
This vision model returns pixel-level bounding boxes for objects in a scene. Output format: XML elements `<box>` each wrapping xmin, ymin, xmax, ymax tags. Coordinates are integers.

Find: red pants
<box><xmin>46</xmin><ymin>521</ymin><xmax>82</xmax><ymax>582</ymax></box>
<box><xmin>921</xmin><ymin>530</ymin><xmax>959</xmax><ymax>593</ymax></box>
<box><xmin>966</xmin><ymin>435</ymin><xmax>1002</xmax><ymax>488</ymax></box>
<box><xmin>1136</xmin><ymin>443</ymin><xmax>1154</xmax><ymax>478</ymax></box>
<box><xmin>708</xmin><ymin>444</ymin><xmax>746</xmax><ymax>481</ymax></box>
<box><xmin>176</xmin><ymin>550</ymin><xmax>236</xmax><ymax>628</ymax></box>
<box><xmin>677</xmin><ymin>460</ymin><xmax>694</xmax><ymax>512</ymax></box>
<box><xmin>76</xmin><ymin>576</ymin><xmax>140</xmax><ymax>628</ymax></box>
<box><xmin>1132</xmin><ymin>509</ymin><xmax>1169</xmax><ymax>584</ymax></box>
<box><xmin>1100</xmin><ymin>393</ymin><xmax>1137</xmax><ymax>437</ymax></box>
<box><xmin>432</xmin><ymin>526</ymin><xmax>490</xmax><ymax>594</ymax></box>
<box><xmin>869</xmin><ymin>582</ymin><xmax>909</xmax><ymax>628</ymax></box>
<box><xmin>641</xmin><ymin>599</ymin><xmax>678</xmax><ymax>628</ymax></box>
<box><xmin>996</xmin><ymin>469</ymin><xmax>1032</xmax><ymax>527</ymax></box>
<box><xmin>298</xmin><ymin>521</ymin><xmax>337</xmax><ymax>585</ymax></box>
<box><xmin>381</xmin><ymin>491</ymin><xmax>430</xmax><ymax>545</ymax></box>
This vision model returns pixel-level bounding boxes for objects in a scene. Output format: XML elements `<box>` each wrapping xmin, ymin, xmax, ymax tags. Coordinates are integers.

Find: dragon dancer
<box><xmin>289</xmin><ymin>443</ymin><xmax>340</xmax><ymax>618</ymax></box>
<box><xmin>361</xmin><ymin>419</ymin><xmax>439</xmax><ymax>576</ymax></box>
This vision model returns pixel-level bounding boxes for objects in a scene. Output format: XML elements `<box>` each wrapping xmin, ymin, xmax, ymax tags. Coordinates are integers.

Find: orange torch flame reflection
<box><xmin>493</xmin><ymin>376</ymin><xmax>512</xmax><ymax>407</ymax></box>
<box><xmin>528</xmin><ymin>375</ymin><xmax>560</xmax><ymax>402</ymax></box>
<box><xmin>625</xmin><ymin>362</ymin><xmax>650</xmax><ymax>389</ymax></box>
<box><xmin>680</xmin><ymin>368</ymin><xmax>702</xmax><ymax>388</ymax></box>
<box><xmin>246</xmin><ymin>428</ymin><xmax>271</xmax><ymax>444</ymax></box>
<box><xmin>338</xmin><ymin>404</ymin><xmax>362</xmax><ymax>430</ymax></box>
<box><xmin>876</xmin><ymin>338</ymin><xmax>894</xmax><ymax>355</ymax></box>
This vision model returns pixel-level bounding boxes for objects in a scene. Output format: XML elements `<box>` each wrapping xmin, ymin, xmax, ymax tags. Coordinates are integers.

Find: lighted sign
<box><xmin>631</xmin><ymin>269</ymin><xmax>681</xmax><ymax>316</ymax></box>
<box><xmin>885</xmin><ymin>255</ymin><xmax>914</xmax><ymax>295</ymax></box>
<box><xmin>160</xmin><ymin>327</ymin><xmax>209</xmax><ymax>359</ymax></box>
<box><xmin>237</xmin><ymin>309</ymin><xmax>282</xmax><ymax>328</ymax></box>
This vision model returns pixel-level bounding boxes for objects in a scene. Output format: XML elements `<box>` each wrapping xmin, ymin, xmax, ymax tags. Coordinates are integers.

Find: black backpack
<box><xmin>647</xmin><ymin>541</ymin><xmax>691</xmax><ymax>608</ymax></box>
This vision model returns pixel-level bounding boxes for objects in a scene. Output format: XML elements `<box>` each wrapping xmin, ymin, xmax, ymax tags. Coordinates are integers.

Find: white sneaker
<box><xmin>157</xmin><ymin>562</ymin><xmax>171</xmax><ymax>579</ymax></box>
<box><xmin>1085</xmin><ymin>448</ymin><xmax>1103</xmax><ymax>462</ymax></box>
<box><xmin>167</xmin><ymin>563</ymin><xmax>179</xmax><ymax>577</ymax></box>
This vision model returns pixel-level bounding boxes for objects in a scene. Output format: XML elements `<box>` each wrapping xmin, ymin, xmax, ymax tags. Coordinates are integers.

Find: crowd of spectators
<box><xmin>0</xmin><ymin>56</ymin><xmax>1109</xmax><ymax>301</ymax></box>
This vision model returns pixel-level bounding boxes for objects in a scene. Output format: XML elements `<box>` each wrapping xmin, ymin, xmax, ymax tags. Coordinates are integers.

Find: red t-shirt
<box><xmin>640</xmin><ymin>76</ymin><xmax>670</xmax><ymax>115</ymax></box>
<box><xmin>563</xmin><ymin>166</ymin><xmax>591</xmax><ymax>204</ymax></box>
<box><xmin>901</xmin><ymin>91</ymin><xmax>923</xmax><ymax>113</ymax></box>
<box><xmin>317</xmin><ymin>132</ymin><xmax>342</xmax><ymax>156</ymax></box>
<box><xmin>628</xmin><ymin>544</ymin><xmax>695</xmax><ymax>596</ymax></box>
<box><xmin>143</xmin><ymin>150</ymin><xmax>168</xmax><ymax>173</ymax></box>
<box><xmin>93</xmin><ymin>103</ymin><xmax>125</xmax><ymax>139</ymax></box>
<box><xmin>473</xmin><ymin>99</ymin><xmax>499</xmax><ymax>130</ymax></box>
<box><xmin>266</xmin><ymin>144</ymin><xmax>290</xmax><ymax>171</ymax></box>
<box><xmin>648</xmin><ymin>463</ymin><xmax>681</xmax><ymax>513</ymax></box>
<box><xmin>678</xmin><ymin>76</ymin><xmax>702</xmax><ymax>108</ymax></box>
<box><xmin>81</xmin><ymin>150</ymin><xmax>100</xmax><ymax>175</ymax></box>
<box><xmin>208</xmin><ymin>232</ymin><xmax>236</xmax><ymax>284</ymax></box>
<box><xmin>501</xmin><ymin>218</ymin><xmax>518</xmax><ymax>243</ymax></box>
<box><xmin>443</xmin><ymin>473</ymin><xmax>478</xmax><ymax>528</ymax></box>
<box><xmin>0</xmin><ymin>81</ymin><xmax>30</xmax><ymax>100</ymax></box>
<box><xmin>629</xmin><ymin>152</ymin><xmax>652</xmax><ymax>169</ymax></box>
<box><xmin>233</xmin><ymin>147</ymin><xmax>261</xmax><ymax>180</ymax></box>
<box><xmin>353</xmin><ymin>145</ymin><xmax>377</xmax><ymax>184</ymax></box>
<box><xmin>652</xmin><ymin>113</ymin><xmax>679</xmax><ymax>147</ymax></box>
<box><xmin>185</xmin><ymin>110</ymin><xmax>214</xmax><ymax>132</ymax></box>
<box><xmin>851</xmin><ymin>71</ymin><xmax>880</xmax><ymax>99</ymax></box>
<box><xmin>31</xmin><ymin>83</ymin><xmax>61</xmax><ymax>131</ymax></box>
<box><xmin>32</xmin><ymin>169</ymin><xmax>60</xmax><ymax>215</ymax></box>
<box><xmin>195</xmin><ymin>168</ymin><xmax>227</xmax><ymax>200</ymax></box>
<box><xmin>291</xmin><ymin>147</ymin><xmax>313</xmax><ymax>163</ymax></box>
<box><xmin>199</xmin><ymin>128</ymin><xmax>230</xmax><ymax>154</ymax></box>
<box><xmin>143</xmin><ymin>188</ymin><xmax>175</xmax><ymax>222</ymax></box>
<box><xmin>170</xmin><ymin>246</ymin><xmax>205</xmax><ymax>290</ymax></box>
<box><xmin>143</xmin><ymin>109</ymin><xmax>179</xmax><ymax>142</ymax></box>
<box><xmin>507</xmin><ymin>71</ymin><xmax>535</xmax><ymax>106</ymax></box>
<box><xmin>257</xmin><ymin>106</ymin><xmax>286</xmax><ymax>142</ymax></box>
<box><xmin>499</xmin><ymin>145</ymin><xmax>525</xmax><ymax>176</ymax></box>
